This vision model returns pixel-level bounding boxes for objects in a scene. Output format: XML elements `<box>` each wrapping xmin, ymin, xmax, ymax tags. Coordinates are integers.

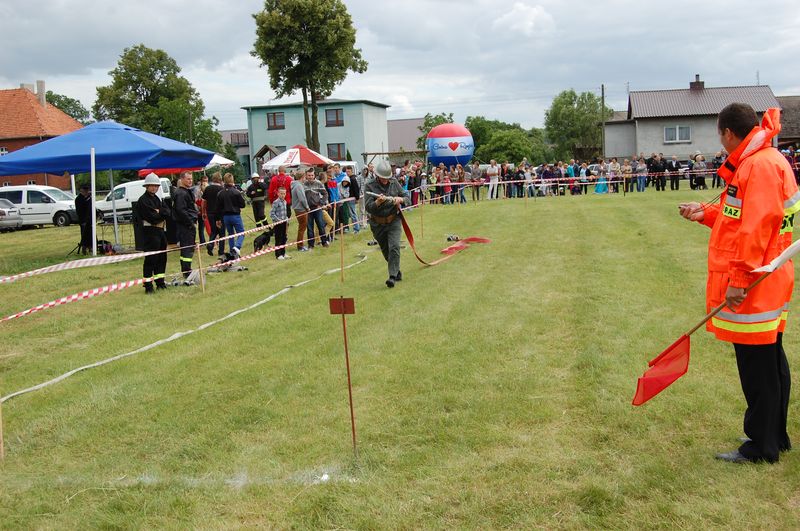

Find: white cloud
<box><xmin>491</xmin><ymin>2</ymin><xmax>553</xmax><ymax>36</ymax></box>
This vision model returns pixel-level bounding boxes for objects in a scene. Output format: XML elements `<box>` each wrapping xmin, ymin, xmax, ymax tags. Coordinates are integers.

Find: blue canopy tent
<box><xmin>0</xmin><ymin>121</ymin><xmax>214</xmax><ymax>255</ymax></box>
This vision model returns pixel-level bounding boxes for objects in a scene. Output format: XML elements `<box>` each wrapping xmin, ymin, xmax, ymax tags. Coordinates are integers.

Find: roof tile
<box><xmin>630</xmin><ymin>86</ymin><xmax>779</xmax><ymax>119</ymax></box>
<box><xmin>0</xmin><ymin>88</ymin><xmax>83</xmax><ymax>140</ymax></box>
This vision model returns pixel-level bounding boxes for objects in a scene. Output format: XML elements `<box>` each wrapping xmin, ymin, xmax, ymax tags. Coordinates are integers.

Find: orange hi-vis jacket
<box><xmin>699</xmin><ymin>109</ymin><xmax>799</xmax><ymax>345</ymax></box>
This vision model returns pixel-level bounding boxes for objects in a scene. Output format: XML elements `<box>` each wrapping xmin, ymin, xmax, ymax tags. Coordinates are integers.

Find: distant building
<box><xmin>243</xmin><ymin>98</ymin><xmax>389</xmax><ymax>170</ymax></box>
<box><xmin>219</xmin><ymin>128</ymin><xmax>251</xmax><ymax>174</ymax></box>
<box><xmin>0</xmin><ymin>81</ymin><xmax>83</xmax><ymax>188</ymax></box>
<box><xmin>604</xmin><ymin>75</ymin><xmax>780</xmax><ymax>160</ymax></box>
<box><xmin>777</xmin><ymin>96</ymin><xmax>800</xmax><ymax>149</ymax></box>
<box><xmin>388</xmin><ymin>117</ymin><xmax>425</xmax><ymax>152</ymax></box>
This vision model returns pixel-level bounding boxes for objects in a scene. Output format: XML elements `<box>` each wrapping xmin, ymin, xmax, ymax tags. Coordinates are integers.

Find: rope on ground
<box><xmin>0</xmin><ymin>254</ymin><xmax>369</xmax><ymax>404</ymax></box>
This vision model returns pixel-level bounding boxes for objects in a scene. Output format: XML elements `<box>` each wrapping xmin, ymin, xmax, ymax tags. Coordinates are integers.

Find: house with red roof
<box><xmin>0</xmin><ymin>81</ymin><xmax>83</xmax><ymax>189</ymax></box>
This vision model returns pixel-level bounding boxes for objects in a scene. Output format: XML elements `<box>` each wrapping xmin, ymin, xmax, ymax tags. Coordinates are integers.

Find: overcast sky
<box><xmin>1</xmin><ymin>0</ymin><xmax>798</xmax><ymax>131</ymax></box>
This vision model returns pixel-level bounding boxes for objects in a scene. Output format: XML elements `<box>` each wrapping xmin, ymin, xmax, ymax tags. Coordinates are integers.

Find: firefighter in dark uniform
<box><xmin>74</xmin><ymin>183</ymin><xmax>93</xmax><ymax>254</ymax></box>
<box><xmin>246</xmin><ymin>172</ymin><xmax>269</xmax><ymax>227</ymax></box>
<box><xmin>173</xmin><ymin>171</ymin><xmax>198</xmax><ymax>283</ymax></box>
<box><xmin>364</xmin><ymin>160</ymin><xmax>410</xmax><ymax>288</ymax></box>
<box><xmin>136</xmin><ymin>173</ymin><xmax>169</xmax><ymax>293</ymax></box>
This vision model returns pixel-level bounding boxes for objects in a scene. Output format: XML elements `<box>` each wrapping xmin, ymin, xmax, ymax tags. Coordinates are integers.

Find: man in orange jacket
<box><xmin>679</xmin><ymin>103</ymin><xmax>797</xmax><ymax>463</ymax></box>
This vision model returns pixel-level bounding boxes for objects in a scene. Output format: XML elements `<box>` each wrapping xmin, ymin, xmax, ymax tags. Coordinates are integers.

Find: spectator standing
<box><xmin>74</xmin><ymin>183</ymin><xmax>92</xmax><ymax>255</ymax></box>
<box><xmin>304</xmin><ymin>169</ymin><xmax>330</xmax><ymax>249</ymax></box>
<box><xmin>693</xmin><ymin>154</ymin><xmax>708</xmax><ymax>189</ymax></box>
<box><xmin>270</xmin><ymin>187</ymin><xmax>290</xmax><ymax>260</ymax></box>
<box><xmin>173</xmin><ymin>171</ymin><xmax>198</xmax><ymax>282</ymax></box>
<box><xmin>666</xmin><ymin>156</ymin><xmax>682</xmax><ymax>191</ymax></box>
<box><xmin>215</xmin><ymin>173</ymin><xmax>246</xmax><ymax>258</ymax></box>
<box><xmin>291</xmin><ymin>170</ymin><xmax>310</xmax><ymax>251</ymax></box>
<box><xmin>136</xmin><ymin>173</ymin><xmax>169</xmax><ymax>293</ymax></box>
<box><xmin>469</xmin><ymin>161</ymin><xmax>482</xmax><ymax>201</ymax></box>
<box><xmin>268</xmin><ymin>165</ymin><xmax>293</xmax><ymax>215</ymax></box>
<box><xmin>203</xmin><ymin>173</ymin><xmax>225</xmax><ymax>256</ymax></box>
<box><xmin>246</xmin><ymin>172</ymin><xmax>269</xmax><ymax>227</ymax></box>
<box><xmin>486</xmin><ymin>160</ymin><xmax>500</xmax><ymax>199</ymax></box>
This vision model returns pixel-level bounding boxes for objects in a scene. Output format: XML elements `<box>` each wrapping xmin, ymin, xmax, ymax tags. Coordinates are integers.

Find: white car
<box><xmin>96</xmin><ymin>177</ymin><xmax>172</xmax><ymax>222</ymax></box>
<box><xmin>0</xmin><ymin>198</ymin><xmax>23</xmax><ymax>231</ymax></box>
<box><xmin>0</xmin><ymin>185</ymin><xmax>77</xmax><ymax>227</ymax></box>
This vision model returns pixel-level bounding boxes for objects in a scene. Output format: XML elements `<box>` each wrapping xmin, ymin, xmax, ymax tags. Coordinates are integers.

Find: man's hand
<box><xmin>375</xmin><ymin>194</ymin><xmax>387</xmax><ymax>205</ymax></box>
<box><xmin>678</xmin><ymin>202</ymin><xmax>704</xmax><ymax>221</ymax></box>
<box><xmin>725</xmin><ymin>286</ymin><xmax>747</xmax><ymax>309</ymax></box>
<box><xmin>394</xmin><ymin>196</ymin><xmax>404</xmax><ymax>206</ymax></box>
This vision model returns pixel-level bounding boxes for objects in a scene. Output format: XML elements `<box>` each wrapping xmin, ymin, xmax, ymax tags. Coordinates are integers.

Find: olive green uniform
<box><xmin>364</xmin><ymin>178</ymin><xmax>410</xmax><ymax>279</ymax></box>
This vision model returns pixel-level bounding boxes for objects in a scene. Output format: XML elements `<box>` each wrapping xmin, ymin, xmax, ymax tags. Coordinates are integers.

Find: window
<box><xmin>229</xmin><ymin>132</ymin><xmax>248</xmax><ymax>146</ymax></box>
<box><xmin>664</xmin><ymin>125</ymin><xmax>691</xmax><ymax>143</ymax></box>
<box><xmin>108</xmin><ymin>187</ymin><xmax>126</xmax><ymax>201</ymax></box>
<box><xmin>0</xmin><ymin>190</ymin><xmax>22</xmax><ymax>203</ymax></box>
<box><xmin>0</xmin><ymin>147</ymin><xmax>7</xmax><ymax>156</ymax></box>
<box><xmin>327</xmin><ymin>143</ymin><xmax>346</xmax><ymax>160</ymax></box>
<box><xmin>2</xmin><ymin>182</ymin><xmax>10</xmax><ymax>187</ymax></box>
<box><xmin>325</xmin><ymin>108</ymin><xmax>344</xmax><ymax>127</ymax></box>
<box><xmin>27</xmin><ymin>179</ymin><xmax>37</xmax><ymax>185</ymax></box>
<box><xmin>267</xmin><ymin>112</ymin><xmax>285</xmax><ymax>130</ymax></box>
<box><xmin>27</xmin><ymin>190</ymin><xmax>51</xmax><ymax>204</ymax></box>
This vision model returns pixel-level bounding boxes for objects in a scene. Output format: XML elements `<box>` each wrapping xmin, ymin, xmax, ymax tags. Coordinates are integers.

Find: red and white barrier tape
<box><xmin>0</xmin><ymin>197</ymin><xmax>355</xmax><ymax>284</ymax></box>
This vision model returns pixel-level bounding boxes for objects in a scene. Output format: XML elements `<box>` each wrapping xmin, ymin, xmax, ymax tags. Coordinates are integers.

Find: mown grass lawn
<box><xmin>1</xmin><ymin>190</ymin><xmax>799</xmax><ymax>529</ymax></box>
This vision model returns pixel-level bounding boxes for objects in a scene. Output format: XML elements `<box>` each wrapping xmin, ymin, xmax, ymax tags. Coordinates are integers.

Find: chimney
<box><xmin>20</xmin><ymin>83</ymin><xmax>34</xmax><ymax>93</ymax></box>
<box><xmin>689</xmin><ymin>74</ymin><xmax>705</xmax><ymax>91</ymax></box>
<box><xmin>36</xmin><ymin>80</ymin><xmax>46</xmax><ymax>106</ymax></box>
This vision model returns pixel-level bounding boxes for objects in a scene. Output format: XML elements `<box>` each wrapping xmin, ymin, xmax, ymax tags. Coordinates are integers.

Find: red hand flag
<box><xmin>632</xmin><ymin>334</ymin><xmax>690</xmax><ymax>406</ymax></box>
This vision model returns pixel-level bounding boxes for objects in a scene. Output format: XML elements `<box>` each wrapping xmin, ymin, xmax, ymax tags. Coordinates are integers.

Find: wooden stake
<box><xmin>420</xmin><ymin>193</ymin><xmax>424</xmax><ymax>239</ymax></box>
<box><xmin>340</xmin><ymin>223</ymin><xmax>345</xmax><ymax>284</ymax></box>
<box><xmin>341</xmin><ymin>311</ymin><xmax>357</xmax><ymax>458</ymax></box>
<box><xmin>196</xmin><ymin>244</ymin><xmax>206</xmax><ymax>294</ymax></box>
<box><xmin>0</xmin><ymin>401</ymin><xmax>5</xmax><ymax>460</ymax></box>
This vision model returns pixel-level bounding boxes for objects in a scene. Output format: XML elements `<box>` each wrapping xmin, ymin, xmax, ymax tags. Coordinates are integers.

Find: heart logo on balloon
<box><xmin>448</xmin><ymin>142</ymin><xmax>460</xmax><ymax>151</ymax></box>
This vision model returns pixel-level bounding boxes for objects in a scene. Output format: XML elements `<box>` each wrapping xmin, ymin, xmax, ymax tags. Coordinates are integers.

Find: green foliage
<box><xmin>544</xmin><ymin>89</ymin><xmax>612</xmax><ymax>160</ymax></box>
<box><xmin>474</xmin><ymin>129</ymin><xmax>532</xmax><ymax>163</ymax></box>
<box><xmin>252</xmin><ymin>0</ymin><xmax>367</xmax><ymax>151</ymax></box>
<box><xmin>466</xmin><ymin>116</ymin><xmax>552</xmax><ymax>164</ymax></box>
<box><xmin>346</xmin><ymin>149</ymin><xmax>353</xmax><ymax>161</ymax></box>
<box><xmin>92</xmin><ymin>44</ymin><xmax>223</xmax><ymax>153</ymax></box>
<box><xmin>45</xmin><ymin>90</ymin><xmax>92</xmax><ymax>125</ymax></box>
<box><xmin>416</xmin><ymin>112</ymin><xmax>454</xmax><ymax>150</ymax></box>
<box><xmin>221</xmin><ymin>143</ymin><xmax>247</xmax><ymax>182</ymax></box>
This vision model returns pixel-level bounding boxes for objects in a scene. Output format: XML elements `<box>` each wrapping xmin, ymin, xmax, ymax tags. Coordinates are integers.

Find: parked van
<box><xmin>0</xmin><ymin>185</ymin><xmax>77</xmax><ymax>227</ymax></box>
<box><xmin>96</xmin><ymin>177</ymin><xmax>172</xmax><ymax>222</ymax></box>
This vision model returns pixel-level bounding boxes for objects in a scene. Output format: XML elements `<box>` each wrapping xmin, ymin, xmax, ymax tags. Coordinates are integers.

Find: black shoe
<box><xmin>156</xmin><ymin>283</ymin><xmax>167</xmax><ymax>290</ymax></box>
<box><xmin>395</xmin><ymin>270</ymin><xmax>402</xmax><ymax>281</ymax></box>
<box><xmin>144</xmin><ymin>285</ymin><xmax>155</xmax><ymax>294</ymax></box>
<box><xmin>207</xmin><ymin>247</ymin><xmax>214</xmax><ymax>256</ymax></box>
<box><xmin>386</xmin><ymin>276</ymin><xmax>395</xmax><ymax>288</ymax></box>
<box><xmin>715</xmin><ymin>450</ymin><xmax>755</xmax><ymax>464</ymax></box>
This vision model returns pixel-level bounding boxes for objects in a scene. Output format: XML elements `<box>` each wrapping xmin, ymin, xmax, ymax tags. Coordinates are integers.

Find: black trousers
<box><xmin>79</xmin><ymin>222</ymin><xmax>92</xmax><ymax>251</ymax></box>
<box><xmin>206</xmin><ymin>213</ymin><xmax>225</xmax><ymax>255</ymax></box>
<box><xmin>274</xmin><ymin>220</ymin><xmax>287</xmax><ymax>257</ymax></box>
<box><xmin>176</xmin><ymin>223</ymin><xmax>196</xmax><ymax>277</ymax></box>
<box><xmin>252</xmin><ymin>201</ymin><xmax>266</xmax><ymax>227</ymax></box>
<box><xmin>142</xmin><ymin>227</ymin><xmax>167</xmax><ymax>288</ymax></box>
<box><xmin>670</xmin><ymin>175</ymin><xmax>680</xmax><ymax>190</ymax></box>
<box><xmin>734</xmin><ymin>333</ymin><xmax>792</xmax><ymax>462</ymax></box>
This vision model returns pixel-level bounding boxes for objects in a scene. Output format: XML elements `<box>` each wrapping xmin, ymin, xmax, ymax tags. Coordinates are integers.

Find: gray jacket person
<box><xmin>364</xmin><ymin>160</ymin><xmax>410</xmax><ymax>288</ymax></box>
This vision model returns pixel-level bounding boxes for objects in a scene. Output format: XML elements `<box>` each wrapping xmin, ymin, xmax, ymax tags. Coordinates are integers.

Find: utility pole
<box><xmin>601</xmin><ymin>83</ymin><xmax>606</xmax><ymax>159</ymax></box>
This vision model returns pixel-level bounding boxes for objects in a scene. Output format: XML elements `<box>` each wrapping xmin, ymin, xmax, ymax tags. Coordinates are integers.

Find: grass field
<box><xmin>1</xmin><ymin>191</ymin><xmax>799</xmax><ymax>529</ymax></box>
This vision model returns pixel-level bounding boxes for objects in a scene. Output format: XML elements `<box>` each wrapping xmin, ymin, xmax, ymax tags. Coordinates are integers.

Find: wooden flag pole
<box><xmin>340</xmin><ymin>222</ymin><xmax>345</xmax><ymax>284</ymax></box>
<box><xmin>329</xmin><ymin>297</ymin><xmax>358</xmax><ymax>459</ymax></box>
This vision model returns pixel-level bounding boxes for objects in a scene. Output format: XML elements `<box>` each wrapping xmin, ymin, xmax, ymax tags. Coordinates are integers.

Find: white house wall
<box><xmin>635</xmin><ymin>117</ymin><xmax>724</xmax><ymax>159</ymax></box>
<box><xmin>604</xmin><ymin>122</ymin><xmax>636</xmax><ymax>160</ymax></box>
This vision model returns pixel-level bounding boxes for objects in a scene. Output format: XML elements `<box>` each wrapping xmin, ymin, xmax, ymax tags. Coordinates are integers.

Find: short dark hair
<box><xmin>718</xmin><ymin>103</ymin><xmax>758</xmax><ymax>139</ymax></box>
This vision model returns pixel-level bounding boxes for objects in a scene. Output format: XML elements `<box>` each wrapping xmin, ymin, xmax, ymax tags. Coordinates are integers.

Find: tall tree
<box><xmin>416</xmin><ymin>112</ymin><xmax>454</xmax><ymax>150</ymax></box>
<box><xmin>252</xmin><ymin>0</ymin><xmax>368</xmax><ymax>152</ymax></box>
<box><xmin>46</xmin><ymin>91</ymin><xmax>92</xmax><ymax>125</ymax></box>
<box><xmin>93</xmin><ymin>44</ymin><xmax>223</xmax><ymax>153</ymax></box>
<box><xmin>474</xmin><ymin>129</ymin><xmax>533</xmax><ymax>164</ymax></box>
<box><xmin>544</xmin><ymin>89</ymin><xmax>612</xmax><ymax>160</ymax></box>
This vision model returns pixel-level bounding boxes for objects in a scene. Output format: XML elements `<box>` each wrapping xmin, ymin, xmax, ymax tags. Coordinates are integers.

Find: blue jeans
<box><xmin>307</xmin><ymin>210</ymin><xmax>326</xmax><ymax>246</ymax></box>
<box><xmin>347</xmin><ymin>201</ymin><xmax>360</xmax><ymax>232</ymax></box>
<box><xmin>637</xmin><ymin>175</ymin><xmax>646</xmax><ymax>192</ymax></box>
<box><xmin>223</xmin><ymin>214</ymin><xmax>245</xmax><ymax>252</ymax></box>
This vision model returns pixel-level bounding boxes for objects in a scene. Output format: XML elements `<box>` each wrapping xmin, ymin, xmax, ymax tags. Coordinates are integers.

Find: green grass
<box><xmin>1</xmin><ymin>191</ymin><xmax>799</xmax><ymax>529</ymax></box>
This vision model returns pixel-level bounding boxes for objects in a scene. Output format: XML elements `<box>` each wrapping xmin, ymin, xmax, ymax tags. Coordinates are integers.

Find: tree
<box><xmin>474</xmin><ymin>129</ymin><xmax>533</xmax><ymax>164</ymax></box>
<box><xmin>93</xmin><ymin>44</ymin><xmax>223</xmax><ymax>153</ymax></box>
<box><xmin>544</xmin><ymin>89</ymin><xmax>612</xmax><ymax>161</ymax></box>
<box><xmin>464</xmin><ymin>116</ymin><xmax>521</xmax><ymax>149</ymax></box>
<box><xmin>464</xmin><ymin>115</ymin><xmax>552</xmax><ymax>163</ymax></box>
<box><xmin>252</xmin><ymin>0</ymin><xmax>367</xmax><ymax>152</ymax></box>
<box><xmin>46</xmin><ymin>91</ymin><xmax>92</xmax><ymax>125</ymax></box>
<box><xmin>416</xmin><ymin>112</ymin><xmax>454</xmax><ymax>150</ymax></box>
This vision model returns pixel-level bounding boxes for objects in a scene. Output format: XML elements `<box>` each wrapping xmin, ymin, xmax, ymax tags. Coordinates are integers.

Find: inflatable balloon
<box><xmin>427</xmin><ymin>123</ymin><xmax>475</xmax><ymax>166</ymax></box>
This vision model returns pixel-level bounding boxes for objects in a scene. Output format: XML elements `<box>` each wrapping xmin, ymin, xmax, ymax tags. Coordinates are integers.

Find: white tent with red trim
<box><xmin>261</xmin><ymin>145</ymin><xmax>333</xmax><ymax>170</ymax></box>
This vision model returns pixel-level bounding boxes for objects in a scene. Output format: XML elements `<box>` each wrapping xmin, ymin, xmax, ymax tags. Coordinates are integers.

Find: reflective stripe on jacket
<box><xmin>700</xmin><ymin>108</ymin><xmax>798</xmax><ymax>344</ymax></box>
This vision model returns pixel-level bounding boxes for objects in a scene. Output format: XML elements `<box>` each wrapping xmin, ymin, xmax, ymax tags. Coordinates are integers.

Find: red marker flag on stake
<box><xmin>632</xmin><ymin>334</ymin><xmax>690</xmax><ymax>405</ymax></box>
